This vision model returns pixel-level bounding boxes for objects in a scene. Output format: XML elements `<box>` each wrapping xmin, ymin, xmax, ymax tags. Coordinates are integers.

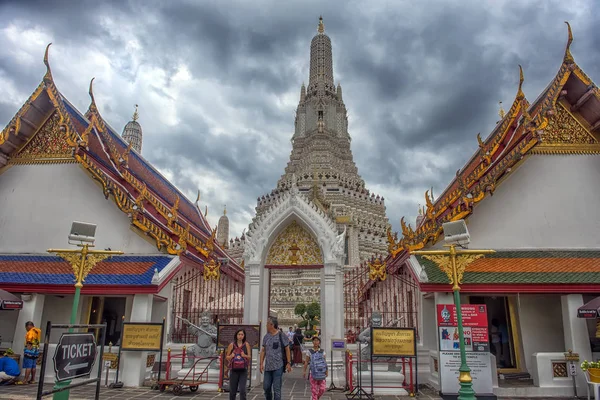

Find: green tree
<box><xmin>294</xmin><ymin>301</ymin><xmax>321</xmax><ymax>336</ymax></box>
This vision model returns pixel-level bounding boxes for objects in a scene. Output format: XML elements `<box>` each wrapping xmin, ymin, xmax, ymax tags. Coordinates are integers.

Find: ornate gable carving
<box><xmin>11</xmin><ymin>111</ymin><xmax>75</xmax><ymax>164</ymax></box>
<box><xmin>266</xmin><ymin>220</ymin><xmax>323</xmax><ymax>265</ymax></box>
<box><xmin>542</xmin><ymin>102</ymin><xmax>597</xmax><ymax>146</ymax></box>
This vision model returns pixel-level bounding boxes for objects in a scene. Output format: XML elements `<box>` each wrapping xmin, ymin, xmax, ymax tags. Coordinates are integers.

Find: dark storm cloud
<box><xmin>0</xmin><ymin>0</ymin><xmax>599</xmax><ymax>235</ymax></box>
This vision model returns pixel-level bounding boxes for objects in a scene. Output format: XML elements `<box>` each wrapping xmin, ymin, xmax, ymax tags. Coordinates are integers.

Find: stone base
<box><xmin>353</xmin><ymin>366</ymin><xmax>409</xmax><ymax>396</ymax></box>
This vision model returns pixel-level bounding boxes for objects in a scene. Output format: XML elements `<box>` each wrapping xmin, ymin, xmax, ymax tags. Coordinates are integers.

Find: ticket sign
<box><xmin>217</xmin><ymin>324</ymin><xmax>261</xmax><ymax>349</ymax></box>
<box><xmin>371</xmin><ymin>327</ymin><xmax>416</xmax><ymax>357</ymax></box>
<box><xmin>53</xmin><ymin>333</ymin><xmax>97</xmax><ymax>382</ymax></box>
<box><xmin>331</xmin><ymin>339</ymin><xmax>346</xmax><ymax>351</ymax></box>
<box><xmin>121</xmin><ymin>323</ymin><xmax>163</xmax><ymax>351</ymax></box>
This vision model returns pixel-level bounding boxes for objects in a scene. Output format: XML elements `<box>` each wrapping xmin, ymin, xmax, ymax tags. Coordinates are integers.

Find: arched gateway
<box><xmin>243</xmin><ymin>181</ymin><xmax>346</xmax><ymax>346</ymax></box>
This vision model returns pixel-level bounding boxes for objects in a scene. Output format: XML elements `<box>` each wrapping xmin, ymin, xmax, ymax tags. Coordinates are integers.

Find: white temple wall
<box><xmin>464</xmin><ymin>154</ymin><xmax>600</xmax><ymax>249</ymax></box>
<box><xmin>40</xmin><ymin>294</ymin><xmax>81</xmax><ymax>342</ymax></box>
<box><xmin>517</xmin><ymin>295</ymin><xmax>565</xmax><ymax>373</ymax></box>
<box><xmin>0</xmin><ymin>309</ymin><xmax>19</xmax><ymax>347</ymax></box>
<box><xmin>0</xmin><ymin>164</ymin><xmax>157</xmax><ymax>253</ymax></box>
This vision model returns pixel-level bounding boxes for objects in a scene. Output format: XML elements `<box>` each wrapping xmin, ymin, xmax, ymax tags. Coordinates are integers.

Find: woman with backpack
<box><xmin>302</xmin><ymin>336</ymin><xmax>328</xmax><ymax>400</ymax></box>
<box><xmin>225</xmin><ymin>329</ymin><xmax>251</xmax><ymax>400</ymax></box>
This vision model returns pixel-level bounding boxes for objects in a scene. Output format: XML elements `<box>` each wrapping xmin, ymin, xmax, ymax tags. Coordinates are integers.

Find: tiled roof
<box><xmin>415</xmin><ymin>250</ymin><xmax>600</xmax><ymax>284</ymax></box>
<box><xmin>0</xmin><ymin>255</ymin><xmax>174</xmax><ymax>286</ymax></box>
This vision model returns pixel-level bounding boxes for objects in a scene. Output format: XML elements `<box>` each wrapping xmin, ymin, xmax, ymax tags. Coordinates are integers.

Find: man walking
<box><xmin>260</xmin><ymin>317</ymin><xmax>292</xmax><ymax>400</ymax></box>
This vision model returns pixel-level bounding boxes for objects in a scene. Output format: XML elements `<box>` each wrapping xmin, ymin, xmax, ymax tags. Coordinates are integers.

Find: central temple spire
<box><xmin>308</xmin><ymin>16</ymin><xmax>334</xmax><ymax>90</ymax></box>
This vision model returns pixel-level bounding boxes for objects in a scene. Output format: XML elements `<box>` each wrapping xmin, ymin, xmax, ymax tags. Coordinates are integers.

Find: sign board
<box><xmin>121</xmin><ymin>323</ymin><xmax>162</xmax><ymax>351</ymax></box>
<box><xmin>371</xmin><ymin>327</ymin><xmax>416</xmax><ymax>357</ymax></box>
<box><xmin>436</xmin><ymin>304</ymin><xmax>493</xmax><ymax>395</ymax></box>
<box><xmin>102</xmin><ymin>353</ymin><xmax>118</xmax><ymax>369</ymax></box>
<box><xmin>217</xmin><ymin>324</ymin><xmax>261</xmax><ymax>349</ymax></box>
<box><xmin>0</xmin><ymin>299</ymin><xmax>23</xmax><ymax>310</ymax></box>
<box><xmin>331</xmin><ymin>338</ymin><xmax>346</xmax><ymax>351</ymax></box>
<box><xmin>53</xmin><ymin>333</ymin><xmax>97</xmax><ymax>382</ymax></box>
<box><xmin>569</xmin><ymin>362</ymin><xmax>577</xmax><ymax>376</ymax></box>
<box><xmin>439</xmin><ymin>351</ymin><xmax>494</xmax><ymax>394</ymax></box>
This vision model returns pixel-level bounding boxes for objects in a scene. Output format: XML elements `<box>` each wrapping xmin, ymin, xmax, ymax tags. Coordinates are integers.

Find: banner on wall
<box><xmin>436</xmin><ymin>304</ymin><xmax>493</xmax><ymax>396</ymax></box>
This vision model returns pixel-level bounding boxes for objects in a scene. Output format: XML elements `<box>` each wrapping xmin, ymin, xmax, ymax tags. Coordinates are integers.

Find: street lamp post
<box><xmin>47</xmin><ymin>222</ymin><xmax>123</xmax><ymax>400</ymax></box>
<box><xmin>411</xmin><ymin>220</ymin><xmax>494</xmax><ymax>400</ymax></box>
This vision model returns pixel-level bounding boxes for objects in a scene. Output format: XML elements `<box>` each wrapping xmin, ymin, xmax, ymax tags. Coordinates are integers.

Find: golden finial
<box><xmin>195</xmin><ymin>190</ymin><xmax>201</xmax><ymax>204</ymax></box>
<box><xmin>516</xmin><ymin>65</ymin><xmax>525</xmax><ymax>100</ymax></box>
<box><xmin>43</xmin><ymin>43</ymin><xmax>53</xmax><ymax>82</ymax></box>
<box><xmin>132</xmin><ymin>104</ymin><xmax>139</xmax><ymax>122</ymax></box>
<box><xmin>204</xmin><ymin>205</ymin><xmax>208</xmax><ymax>217</ymax></box>
<box><xmin>418</xmin><ymin>204</ymin><xmax>422</xmax><ymax>216</ymax></box>
<box><xmin>88</xmin><ymin>77</ymin><xmax>96</xmax><ymax>109</ymax></box>
<box><xmin>498</xmin><ymin>101</ymin><xmax>506</xmax><ymax>119</ymax></box>
<box><xmin>564</xmin><ymin>21</ymin><xmax>574</xmax><ymax>64</ymax></box>
<box><xmin>223</xmin><ymin>205</ymin><xmax>227</xmax><ymax>216</ymax></box>
<box><xmin>317</xmin><ymin>16</ymin><xmax>325</xmax><ymax>34</ymax></box>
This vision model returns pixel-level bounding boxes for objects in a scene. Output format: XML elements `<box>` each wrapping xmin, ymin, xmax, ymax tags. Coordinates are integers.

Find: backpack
<box><xmin>309</xmin><ymin>349</ymin><xmax>327</xmax><ymax>380</ymax></box>
<box><xmin>278</xmin><ymin>332</ymin><xmax>288</xmax><ymax>373</ymax></box>
<box><xmin>230</xmin><ymin>343</ymin><xmax>248</xmax><ymax>371</ymax></box>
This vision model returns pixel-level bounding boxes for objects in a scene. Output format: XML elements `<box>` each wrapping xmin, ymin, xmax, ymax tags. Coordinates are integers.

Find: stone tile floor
<box><xmin>0</xmin><ymin>368</ymin><xmax>437</xmax><ymax>399</ymax></box>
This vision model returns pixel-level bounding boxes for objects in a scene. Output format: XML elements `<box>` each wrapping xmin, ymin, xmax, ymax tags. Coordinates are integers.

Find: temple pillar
<box><xmin>320</xmin><ymin>262</ymin><xmax>343</xmax><ymax>349</ymax></box>
<box><xmin>561</xmin><ymin>294</ymin><xmax>593</xmax><ymax>392</ymax></box>
<box><xmin>14</xmin><ymin>294</ymin><xmax>45</xmax><ymax>365</ymax></box>
<box><xmin>121</xmin><ymin>294</ymin><xmax>153</xmax><ymax>387</ymax></box>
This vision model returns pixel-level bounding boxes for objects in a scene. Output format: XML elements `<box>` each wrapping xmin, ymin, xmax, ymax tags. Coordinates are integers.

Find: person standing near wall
<box><xmin>23</xmin><ymin>322</ymin><xmax>41</xmax><ymax>384</ymax></box>
<box><xmin>225</xmin><ymin>329</ymin><xmax>251</xmax><ymax>400</ymax></box>
<box><xmin>260</xmin><ymin>317</ymin><xmax>292</xmax><ymax>400</ymax></box>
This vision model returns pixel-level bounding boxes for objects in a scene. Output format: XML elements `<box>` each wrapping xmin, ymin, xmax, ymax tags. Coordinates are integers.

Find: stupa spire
<box><xmin>308</xmin><ymin>16</ymin><xmax>334</xmax><ymax>89</ymax></box>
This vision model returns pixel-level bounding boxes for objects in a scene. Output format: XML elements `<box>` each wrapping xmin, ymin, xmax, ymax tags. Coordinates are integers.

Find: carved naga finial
<box><xmin>88</xmin><ymin>77</ymin><xmax>97</xmax><ymax>111</ymax></box>
<box><xmin>43</xmin><ymin>43</ymin><xmax>53</xmax><ymax>83</ymax></box>
<box><xmin>564</xmin><ymin>21</ymin><xmax>574</xmax><ymax>64</ymax></box>
<box><xmin>516</xmin><ymin>65</ymin><xmax>525</xmax><ymax>100</ymax></box>
<box><xmin>195</xmin><ymin>190</ymin><xmax>201</xmax><ymax>204</ymax></box>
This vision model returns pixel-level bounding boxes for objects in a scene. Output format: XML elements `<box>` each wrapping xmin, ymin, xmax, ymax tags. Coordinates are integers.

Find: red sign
<box><xmin>437</xmin><ymin>304</ymin><xmax>489</xmax><ymax>353</ymax></box>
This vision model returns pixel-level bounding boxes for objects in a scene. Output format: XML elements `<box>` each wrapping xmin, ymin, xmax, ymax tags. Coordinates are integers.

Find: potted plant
<box><xmin>581</xmin><ymin>360</ymin><xmax>600</xmax><ymax>383</ymax></box>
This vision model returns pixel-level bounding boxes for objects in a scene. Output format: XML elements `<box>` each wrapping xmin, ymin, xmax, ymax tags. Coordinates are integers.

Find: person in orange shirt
<box><xmin>24</xmin><ymin>322</ymin><xmax>41</xmax><ymax>384</ymax></box>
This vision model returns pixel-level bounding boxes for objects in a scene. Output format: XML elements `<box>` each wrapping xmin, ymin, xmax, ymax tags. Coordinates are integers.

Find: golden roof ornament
<box><xmin>88</xmin><ymin>77</ymin><xmax>97</xmax><ymax>111</ymax></box>
<box><xmin>516</xmin><ymin>65</ymin><xmax>525</xmax><ymax>100</ymax></box>
<box><xmin>318</xmin><ymin>16</ymin><xmax>325</xmax><ymax>34</ymax></box>
<box><xmin>43</xmin><ymin>43</ymin><xmax>53</xmax><ymax>83</ymax></box>
<box><xmin>195</xmin><ymin>190</ymin><xmax>201</xmax><ymax>204</ymax></box>
<box><xmin>132</xmin><ymin>104</ymin><xmax>139</xmax><ymax>122</ymax></box>
<box><xmin>498</xmin><ymin>101</ymin><xmax>506</xmax><ymax>119</ymax></box>
<box><xmin>223</xmin><ymin>204</ymin><xmax>227</xmax><ymax>215</ymax></box>
<box><xmin>564</xmin><ymin>21</ymin><xmax>574</xmax><ymax>64</ymax></box>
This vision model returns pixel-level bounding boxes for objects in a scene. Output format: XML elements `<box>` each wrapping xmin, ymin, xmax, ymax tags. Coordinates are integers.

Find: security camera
<box><xmin>442</xmin><ymin>220</ymin><xmax>470</xmax><ymax>246</ymax></box>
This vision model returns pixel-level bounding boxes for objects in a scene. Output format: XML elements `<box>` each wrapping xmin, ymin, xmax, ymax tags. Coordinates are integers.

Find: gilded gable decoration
<box><xmin>266</xmin><ymin>220</ymin><xmax>323</xmax><ymax>265</ymax></box>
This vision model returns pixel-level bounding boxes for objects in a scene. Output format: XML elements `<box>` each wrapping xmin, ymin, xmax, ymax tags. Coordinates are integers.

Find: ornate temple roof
<box><xmin>0</xmin><ymin>44</ymin><xmax>244</xmax><ymax>284</ymax></box>
<box><xmin>386</xmin><ymin>22</ymin><xmax>600</xmax><ymax>258</ymax></box>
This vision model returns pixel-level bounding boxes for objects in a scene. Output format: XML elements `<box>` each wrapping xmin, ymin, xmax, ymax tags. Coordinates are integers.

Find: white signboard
<box><xmin>569</xmin><ymin>362</ymin><xmax>577</xmax><ymax>376</ymax></box>
<box><xmin>439</xmin><ymin>351</ymin><xmax>493</xmax><ymax>395</ymax></box>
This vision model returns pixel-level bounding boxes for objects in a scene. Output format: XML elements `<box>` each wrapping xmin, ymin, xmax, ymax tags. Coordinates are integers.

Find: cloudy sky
<box><xmin>1</xmin><ymin>0</ymin><xmax>598</xmax><ymax>237</ymax></box>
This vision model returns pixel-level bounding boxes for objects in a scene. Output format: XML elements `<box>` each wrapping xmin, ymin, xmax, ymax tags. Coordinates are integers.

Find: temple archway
<box><xmin>243</xmin><ymin>185</ymin><xmax>345</xmax><ymax>349</ymax></box>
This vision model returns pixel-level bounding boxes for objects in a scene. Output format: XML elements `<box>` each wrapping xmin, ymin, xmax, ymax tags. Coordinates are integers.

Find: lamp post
<box><xmin>411</xmin><ymin>220</ymin><xmax>494</xmax><ymax>400</ymax></box>
<box><xmin>47</xmin><ymin>222</ymin><xmax>123</xmax><ymax>400</ymax></box>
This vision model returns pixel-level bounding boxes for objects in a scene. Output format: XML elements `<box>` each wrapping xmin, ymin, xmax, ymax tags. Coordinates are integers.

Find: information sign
<box><xmin>121</xmin><ymin>323</ymin><xmax>162</xmax><ymax>351</ymax></box>
<box><xmin>331</xmin><ymin>338</ymin><xmax>346</xmax><ymax>351</ymax></box>
<box><xmin>436</xmin><ymin>304</ymin><xmax>493</xmax><ymax>396</ymax></box>
<box><xmin>53</xmin><ymin>333</ymin><xmax>97</xmax><ymax>382</ymax></box>
<box><xmin>217</xmin><ymin>324</ymin><xmax>261</xmax><ymax>349</ymax></box>
<box><xmin>371</xmin><ymin>327</ymin><xmax>416</xmax><ymax>357</ymax></box>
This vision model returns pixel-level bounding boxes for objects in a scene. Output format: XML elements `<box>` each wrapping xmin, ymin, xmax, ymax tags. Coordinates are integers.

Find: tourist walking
<box><xmin>260</xmin><ymin>317</ymin><xmax>291</xmax><ymax>400</ymax></box>
<box><xmin>292</xmin><ymin>328</ymin><xmax>304</xmax><ymax>365</ymax></box>
<box><xmin>303</xmin><ymin>336</ymin><xmax>328</xmax><ymax>400</ymax></box>
<box><xmin>225</xmin><ymin>329</ymin><xmax>251</xmax><ymax>400</ymax></box>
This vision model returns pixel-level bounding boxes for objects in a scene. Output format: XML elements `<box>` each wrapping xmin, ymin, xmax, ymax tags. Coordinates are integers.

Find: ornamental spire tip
<box><xmin>132</xmin><ymin>104</ymin><xmax>139</xmax><ymax>121</ymax></box>
<box><xmin>43</xmin><ymin>43</ymin><xmax>53</xmax><ymax>82</ymax></box>
<box><xmin>318</xmin><ymin>16</ymin><xmax>325</xmax><ymax>34</ymax></box>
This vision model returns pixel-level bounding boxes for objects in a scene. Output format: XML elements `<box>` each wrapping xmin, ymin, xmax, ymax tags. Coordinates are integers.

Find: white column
<box><xmin>561</xmin><ymin>294</ymin><xmax>593</xmax><ymax>392</ymax></box>
<box><xmin>348</xmin><ymin>225</ymin><xmax>360</xmax><ymax>267</ymax></box>
<box><xmin>121</xmin><ymin>294</ymin><xmax>153</xmax><ymax>387</ymax></box>
<box><xmin>243</xmin><ymin>263</ymin><xmax>264</xmax><ymax>324</ymax></box>
<box><xmin>320</xmin><ymin>262</ymin><xmax>343</xmax><ymax>349</ymax></box>
<box><xmin>14</xmin><ymin>294</ymin><xmax>45</xmax><ymax>364</ymax></box>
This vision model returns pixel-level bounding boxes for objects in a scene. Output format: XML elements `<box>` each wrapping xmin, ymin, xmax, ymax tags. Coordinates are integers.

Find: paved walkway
<box><xmin>0</xmin><ymin>368</ymin><xmax>441</xmax><ymax>399</ymax></box>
